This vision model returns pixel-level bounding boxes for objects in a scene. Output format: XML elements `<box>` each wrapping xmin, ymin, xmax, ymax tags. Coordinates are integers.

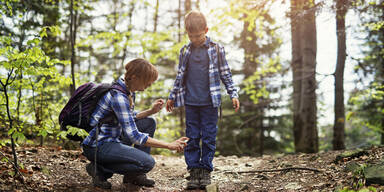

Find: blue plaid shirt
<box><xmin>82</xmin><ymin>77</ymin><xmax>148</xmax><ymax>147</ymax></box>
<box><xmin>168</xmin><ymin>37</ymin><xmax>238</xmax><ymax>107</ymax></box>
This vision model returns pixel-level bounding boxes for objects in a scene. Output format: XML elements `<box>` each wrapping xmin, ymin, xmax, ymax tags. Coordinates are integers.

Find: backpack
<box><xmin>59</xmin><ymin>82</ymin><xmax>126</xmax><ymax>141</ymax></box>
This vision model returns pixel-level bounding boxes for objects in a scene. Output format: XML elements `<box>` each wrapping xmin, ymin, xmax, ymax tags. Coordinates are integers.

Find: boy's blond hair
<box><xmin>184</xmin><ymin>10</ymin><xmax>207</xmax><ymax>33</ymax></box>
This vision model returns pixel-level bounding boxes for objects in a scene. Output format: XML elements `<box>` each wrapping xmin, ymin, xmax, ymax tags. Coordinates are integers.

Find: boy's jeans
<box><xmin>184</xmin><ymin>105</ymin><xmax>218</xmax><ymax>172</ymax></box>
<box><xmin>82</xmin><ymin>117</ymin><xmax>156</xmax><ymax>180</ymax></box>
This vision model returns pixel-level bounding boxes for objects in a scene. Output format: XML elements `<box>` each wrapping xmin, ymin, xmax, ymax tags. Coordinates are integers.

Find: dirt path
<box><xmin>1</xmin><ymin>145</ymin><xmax>384</xmax><ymax>191</ymax></box>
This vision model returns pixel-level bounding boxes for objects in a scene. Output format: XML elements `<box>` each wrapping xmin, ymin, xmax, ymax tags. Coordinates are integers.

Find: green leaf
<box><xmin>8</xmin><ymin>128</ymin><xmax>15</xmax><ymax>136</ymax></box>
<box><xmin>1</xmin><ymin>157</ymin><xmax>8</xmax><ymax>163</ymax></box>
<box><xmin>9</xmin><ymin>171</ymin><xmax>15</xmax><ymax>177</ymax></box>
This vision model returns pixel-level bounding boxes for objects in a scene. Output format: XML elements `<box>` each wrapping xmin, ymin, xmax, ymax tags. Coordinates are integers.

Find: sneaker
<box><xmin>123</xmin><ymin>174</ymin><xmax>155</xmax><ymax>187</ymax></box>
<box><xmin>85</xmin><ymin>163</ymin><xmax>96</xmax><ymax>177</ymax></box>
<box><xmin>200</xmin><ymin>169</ymin><xmax>211</xmax><ymax>189</ymax></box>
<box><xmin>86</xmin><ymin>163</ymin><xmax>112</xmax><ymax>189</ymax></box>
<box><xmin>186</xmin><ymin>168</ymin><xmax>200</xmax><ymax>190</ymax></box>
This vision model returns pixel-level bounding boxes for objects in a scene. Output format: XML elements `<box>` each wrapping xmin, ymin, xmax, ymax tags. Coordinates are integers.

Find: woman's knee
<box><xmin>147</xmin><ymin>117</ymin><xmax>156</xmax><ymax>129</ymax></box>
<box><xmin>142</xmin><ymin>155</ymin><xmax>156</xmax><ymax>173</ymax></box>
<box><xmin>145</xmin><ymin>117</ymin><xmax>157</xmax><ymax>135</ymax></box>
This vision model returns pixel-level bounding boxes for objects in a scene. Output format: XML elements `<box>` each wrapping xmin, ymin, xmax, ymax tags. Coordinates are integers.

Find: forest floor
<box><xmin>1</xmin><ymin>144</ymin><xmax>384</xmax><ymax>192</ymax></box>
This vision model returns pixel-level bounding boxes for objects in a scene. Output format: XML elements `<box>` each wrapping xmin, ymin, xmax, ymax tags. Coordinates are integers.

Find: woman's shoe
<box><xmin>86</xmin><ymin>163</ymin><xmax>112</xmax><ymax>189</ymax></box>
<box><xmin>123</xmin><ymin>174</ymin><xmax>155</xmax><ymax>187</ymax></box>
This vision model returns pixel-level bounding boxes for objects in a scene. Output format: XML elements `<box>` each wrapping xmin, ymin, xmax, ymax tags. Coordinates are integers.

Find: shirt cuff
<box><xmin>133</xmin><ymin>111</ymin><xmax>138</xmax><ymax>118</ymax></box>
<box><xmin>230</xmin><ymin>92</ymin><xmax>239</xmax><ymax>99</ymax></box>
<box><xmin>139</xmin><ymin>133</ymin><xmax>149</xmax><ymax>145</ymax></box>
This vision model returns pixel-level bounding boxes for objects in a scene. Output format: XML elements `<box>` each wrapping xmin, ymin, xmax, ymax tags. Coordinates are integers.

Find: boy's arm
<box><xmin>217</xmin><ymin>45</ymin><xmax>239</xmax><ymax>99</ymax></box>
<box><xmin>168</xmin><ymin>46</ymin><xmax>186</xmax><ymax>101</ymax></box>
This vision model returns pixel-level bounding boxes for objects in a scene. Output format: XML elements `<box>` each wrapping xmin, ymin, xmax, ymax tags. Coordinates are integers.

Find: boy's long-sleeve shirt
<box><xmin>82</xmin><ymin>77</ymin><xmax>148</xmax><ymax>147</ymax></box>
<box><xmin>168</xmin><ymin>37</ymin><xmax>238</xmax><ymax>108</ymax></box>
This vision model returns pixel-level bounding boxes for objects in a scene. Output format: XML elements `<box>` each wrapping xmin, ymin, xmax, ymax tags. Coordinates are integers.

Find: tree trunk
<box><xmin>241</xmin><ymin>19</ymin><xmax>262</xmax><ymax>155</ymax></box>
<box><xmin>69</xmin><ymin>0</ymin><xmax>76</xmax><ymax>95</ymax></box>
<box><xmin>1</xmin><ymin>69</ymin><xmax>19</xmax><ymax>174</ymax></box>
<box><xmin>153</xmin><ymin>0</ymin><xmax>159</xmax><ymax>32</ymax></box>
<box><xmin>119</xmin><ymin>2</ymin><xmax>135</xmax><ymax>76</ymax></box>
<box><xmin>178</xmin><ymin>0</ymin><xmax>181</xmax><ymax>42</ymax></box>
<box><xmin>196</xmin><ymin>0</ymin><xmax>200</xmax><ymax>10</ymax></box>
<box><xmin>185</xmin><ymin>0</ymin><xmax>191</xmax><ymax>13</ymax></box>
<box><xmin>382</xmin><ymin>114</ymin><xmax>384</xmax><ymax>145</ymax></box>
<box><xmin>259</xmin><ymin>113</ymin><xmax>264</xmax><ymax>156</ymax></box>
<box><xmin>381</xmin><ymin>3</ymin><xmax>384</xmax><ymax>145</ymax></box>
<box><xmin>290</xmin><ymin>0</ymin><xmax>318</xmax><ymax>153</ymax></box>
<box><xmin>378</xmin><ymin>2</ymin><xmax>384</xmax><ymax>145</ymax></box>
<box><xmin>333</xmin><ymin>0</ymin><xmax>347</xmax><ymax>150</ymax></box>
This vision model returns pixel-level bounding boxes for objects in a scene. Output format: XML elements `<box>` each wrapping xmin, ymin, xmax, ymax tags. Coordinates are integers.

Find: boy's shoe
<box><xmin>86</xmin><ymin>163</ymin><xmax>112</xmax><ymax>189</ymax></box>
<box><xmin>186</xmin><ymin>168</ymin><xmax>200</xmax><ymax>189</ymax></box>
<box><xmin>123</xmin><ymin>174</ymin><xmax>155</xmax><ymax>187</ymax></box>
<box><xmin>200</xmin><ymin>169</ymin><xmax>211</xmax><ymax>189</ymax></box>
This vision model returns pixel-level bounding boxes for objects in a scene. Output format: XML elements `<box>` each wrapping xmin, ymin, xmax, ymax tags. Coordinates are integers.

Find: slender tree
<box><xmin>216</xmin><ymin>0</ymin><xmax>285</xmax><ymax>156</ymax></box>
<box><xmin>0</xmin><ymin>69</ymin><xmax>20</xmax><ymax>178</ymax></box>
<box><xmin>154</xmin><ymin>0</ymin><xmax>159</xmax><ymax>32</ymax></box>
<box><xmin>290</xmin><ymin>0</ymin><xmax>318</xmax><ymax>153</ymax></box>
<box><xmin>69</xmin><ymin>0</ymin><xmax>78</xmax><ymax>95</ymax></box>
<box><xmin>333</xmin><ymin>0</ymin><xmax>348</xmax><ymax>150</ymax></box>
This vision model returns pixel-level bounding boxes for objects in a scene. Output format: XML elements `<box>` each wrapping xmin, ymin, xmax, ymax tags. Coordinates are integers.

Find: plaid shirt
<box><xmin>168</xmin><ymin>37</ymin><xmax>238</xmax><ymax>107</ymax></box>
<box><xmin>82</xmin><ymin>77</ymin><xmax>148</xmax><ymax>147</ymax></box>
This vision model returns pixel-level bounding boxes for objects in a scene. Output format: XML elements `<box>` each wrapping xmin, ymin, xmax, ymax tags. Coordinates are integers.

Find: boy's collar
<box><xmin>188</xmin><ymin>36</ymin><xmax>211</xmax><ymax>48</ymax></box>
<box><xmin>202</xmin><ymin>36</ymin><xmax>209</xmax><ymax>48</ymax></box>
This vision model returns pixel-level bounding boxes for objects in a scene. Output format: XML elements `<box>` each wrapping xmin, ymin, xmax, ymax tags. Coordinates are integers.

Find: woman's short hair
<box><xmin>184</xmin><ymin>10</ymin><xmax>207</xmax><ymax>33</ymax></box>
<box><xmin>124</xmin><ymin>58</ymin><xmax>158</xmax><ymax>85</ymax></box>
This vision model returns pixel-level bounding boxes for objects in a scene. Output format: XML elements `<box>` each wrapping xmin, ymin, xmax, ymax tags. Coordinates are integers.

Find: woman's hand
<box><xmin>151</xmin><ymin>99</ymin><xmax>164</xmax><ymax>114</ymax></box>
<box><xmin>168</xmin><ymin>137</ymin><xmax>189</xmax><ymax>152</ymax></box>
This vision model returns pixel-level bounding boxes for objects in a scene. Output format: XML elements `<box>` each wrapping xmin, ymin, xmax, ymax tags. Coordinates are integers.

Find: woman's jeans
<box><xmin>82</xmin><ymin>117</ymin><xmax>156</xmax><ymax>180</ymax></box>
<box><xmin>184</xmin><ymin>105</ymin><xmax>218</xmax><ymax>172</ymax></box>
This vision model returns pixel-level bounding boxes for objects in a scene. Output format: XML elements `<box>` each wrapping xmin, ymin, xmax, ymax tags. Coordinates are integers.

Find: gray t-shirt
<box><xmin>185</xmin><ymin>41</ymin><xmax>212</xmax><ymax>106</ymax></box>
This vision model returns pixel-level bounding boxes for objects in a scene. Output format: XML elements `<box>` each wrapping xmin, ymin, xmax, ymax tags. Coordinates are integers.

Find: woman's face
<box><xmin>129</xmin><ymin>76</ymin><xmax>154</xmax><ymax>92</ymax></box>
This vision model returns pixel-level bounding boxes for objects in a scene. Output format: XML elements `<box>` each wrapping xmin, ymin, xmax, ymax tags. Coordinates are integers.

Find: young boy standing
<box><xmin>166</xmin><ymin>10</ymin><xmax>240</xmax><ymax>189</ymax></box>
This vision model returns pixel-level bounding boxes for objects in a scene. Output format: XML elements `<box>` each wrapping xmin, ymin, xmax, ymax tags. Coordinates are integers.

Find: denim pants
<box><xmin>82</xmin><ymin>117</ymin><xmax>156</xmax><ymax>180</ymax></box>
<box><xmin>184</xmin><ymin>105</ymin><xmax>218</xmax><ymax>172</ymax></box>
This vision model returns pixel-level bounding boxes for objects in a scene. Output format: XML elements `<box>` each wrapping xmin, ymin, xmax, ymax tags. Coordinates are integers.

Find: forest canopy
<box><xmin>0</xmin><ymin>0</ymin><xmax>383</xmax><ymax>157</ymax></box>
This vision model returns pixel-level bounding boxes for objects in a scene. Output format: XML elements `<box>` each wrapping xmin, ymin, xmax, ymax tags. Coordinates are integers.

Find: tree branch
<box><xmin>0</xmin><ymin>150</ymin><xmax>25</xmax><ymax>182</ymax></box>
<box><xmin>225</xmin><ymin>167</ymin><xmax>322</xmax><ymax>174</ymax></box>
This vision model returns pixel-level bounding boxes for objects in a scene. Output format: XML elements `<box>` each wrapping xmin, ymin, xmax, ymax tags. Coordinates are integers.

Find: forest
<box><xmin>0</xmin><ymin>0</ymin><xmax>383</xmax><ymax>191</ymax></box>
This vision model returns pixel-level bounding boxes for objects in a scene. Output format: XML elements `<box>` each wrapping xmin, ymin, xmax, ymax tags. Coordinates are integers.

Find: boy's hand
<box><xmin>232</xmin><ymin>98</ymin><xmax>240</xmax><ymax>112</ymax></box>
<box><xmin>151</xmin><ymin>99</ymin><xmax>164</xmax><ymax>114</ymax></box>
<box><xmin>166</xmin><ymin>99</ymin><xmax>174</xmax><ymax>112</ymax></box>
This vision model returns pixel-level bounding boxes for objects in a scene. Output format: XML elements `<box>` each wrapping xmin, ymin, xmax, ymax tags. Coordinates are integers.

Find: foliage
<box><xmin>347</xmin><ymin>0</ymin><xmax>384</xmax><ymax>145</ymax></box>
<box><xmin>337</xmin><ymin>186</ymin><xmax>377</xmax><ymax>192</ymax></box>
<box><xmin>0</xmin><ymin>25</ymin><xmax>70</xmax><ymax>146</ymax></box>
<box><xmin>347</xmin><ymin>83</ymin><xmax>384</xmax><ymax>146</ymax></box>
<box><xmin>336</xmin><ymin>163</ymin><xmax>378</xmax><ymax>192</ymax></box>
<box><xmin>213</xmin><ymin>0</ymin><xmax>291</xmax><ymax>156</ymax></box>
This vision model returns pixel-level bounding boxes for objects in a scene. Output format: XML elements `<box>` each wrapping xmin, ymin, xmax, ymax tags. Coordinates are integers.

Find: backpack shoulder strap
<box><xmin>110</xmin><ymin>82</ymin><xmax>129</xmax><ymax>95</ymax></box>
<box><xmin>215</xmin><ymin>43</ymin><xmax>223</xmax><ymax>123</ymax></box>
<box><xmin>215</xmin><ymin>44</ymin><xmax>222</xmax><ymax>73</ymax></box>
<box><xmin>180</xmin><ymin>45</ymin><xmax>188</xmax><ymax>57</ymax></box>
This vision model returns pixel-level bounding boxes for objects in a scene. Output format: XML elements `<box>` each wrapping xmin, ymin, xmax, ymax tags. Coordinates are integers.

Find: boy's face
<box><xmin>187</xmin><ymin>27</ymin><xmax>208</xmax><ymax>47</ymax></box>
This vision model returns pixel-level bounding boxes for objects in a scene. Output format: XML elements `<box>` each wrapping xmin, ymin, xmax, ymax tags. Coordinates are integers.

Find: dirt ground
<box><xmin>1</xmin><ymin>145</ymin><xmax>384</xmax><ymax>192</ymax></box>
